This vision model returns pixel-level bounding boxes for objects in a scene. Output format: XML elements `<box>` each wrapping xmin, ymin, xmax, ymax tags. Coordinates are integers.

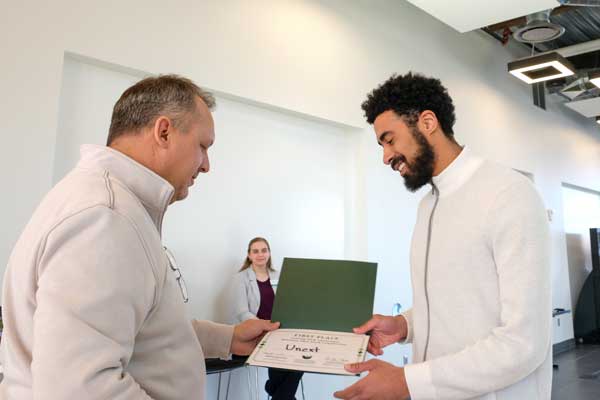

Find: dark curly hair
<box><xmin>361</xmin><ymin>72</ymin><xmax>456</xmax><ymax>138</ymax></box>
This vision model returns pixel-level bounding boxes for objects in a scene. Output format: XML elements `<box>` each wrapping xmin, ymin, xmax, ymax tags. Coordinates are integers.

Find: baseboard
<box><xmin>553</xmin><ymin>338</ymin><xmax>576</xmax><ymax>356</ymax></box>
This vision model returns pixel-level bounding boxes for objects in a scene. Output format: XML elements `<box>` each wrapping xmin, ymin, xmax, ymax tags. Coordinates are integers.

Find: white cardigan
<box><xmin>402</xmin><ymin>147</ymin><xmax>552</xmax><ymax>400</ymax></box>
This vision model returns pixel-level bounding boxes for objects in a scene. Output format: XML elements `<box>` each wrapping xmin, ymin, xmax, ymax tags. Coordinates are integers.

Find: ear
<box><xmin>152</xmin><ymin>116</ymin><xmax>173</xmax><ymax>149</ymax></box>
<box><xmin>418</xmin><ymin>110</ymin><xmax>439</xmax><ymax>136</ymax></box>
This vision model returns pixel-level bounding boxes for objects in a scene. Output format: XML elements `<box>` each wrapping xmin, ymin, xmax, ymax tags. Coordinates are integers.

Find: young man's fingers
<box><xmin>353</xmin><ymin>315</ymin><xmax>383</xmax><ymax>334</ymax></box>
<box><xmin>333</xmin><ymin>381</ymin><xmax>362</xmax><ymax>399</ymax></box>
<box><xmin>367</xmin><ymin>342</ymin><xmax>383</xmax><ymax>356</ymax></box>
<box><xmin>344</xmin><ymin>359</ymin><xmax>379</xmax><ymax>373</ymax></box>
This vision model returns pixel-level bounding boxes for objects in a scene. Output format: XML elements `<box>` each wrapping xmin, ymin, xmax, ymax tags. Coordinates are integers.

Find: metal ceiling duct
<box><xmin>557</xmin><ymin>0</ymin><xmax>600</xmax><ymax>6</ymax></box>
<box><xmin>513</xmin><ymin>10</ymin><xmax>566</xmax><ymax>43</ymax></box>
<box><xmin>484</xmin><ymin>4</ymin><xmax>600</xmax><ymax>118</ymax></box>
<box><xmin>559</xmin><ymin>76</ymin><xmax>597</xmax><ymax>99</ymax></box>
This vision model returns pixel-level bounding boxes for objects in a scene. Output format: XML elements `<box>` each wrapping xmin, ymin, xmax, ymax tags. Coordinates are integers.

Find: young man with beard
<box><xmin>334</xmin><ymin>73</ymin><xmax>552</xmax><ymax>400</ymax></box>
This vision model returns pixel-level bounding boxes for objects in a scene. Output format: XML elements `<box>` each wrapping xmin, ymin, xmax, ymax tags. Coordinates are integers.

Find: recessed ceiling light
<box><xmin>508</xmin><ymin>52</ymin><xmax>575</xmax><ymax>84</ymax></box>
<box><xmin>589</xmin><ymin>71</ymin><xmax>600</xmax><ymax>89</ymax></box>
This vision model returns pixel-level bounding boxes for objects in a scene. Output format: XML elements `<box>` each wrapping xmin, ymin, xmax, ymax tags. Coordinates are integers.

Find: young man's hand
<box><xmin>334</xmin><ymin>360</ymin><xmax>410</xmax><ymax>400</ymax></box>
<box><xmin>353</xmin><ymin>314</ymin><xmax>407</xmax><ymax>355</ymax></box>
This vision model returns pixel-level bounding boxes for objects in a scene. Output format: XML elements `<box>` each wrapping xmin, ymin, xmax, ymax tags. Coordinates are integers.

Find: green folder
<box><xmin>271</xmin><ymin>258</ymin><xmax>377</xmax><ymax>332</ymax></box>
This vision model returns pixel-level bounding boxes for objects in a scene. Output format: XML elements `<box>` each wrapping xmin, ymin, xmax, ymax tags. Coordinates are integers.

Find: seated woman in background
<box><xmin>231</xmin><ymin>237</ymin><xmax>303</xmax><ymax>400</ymax></box>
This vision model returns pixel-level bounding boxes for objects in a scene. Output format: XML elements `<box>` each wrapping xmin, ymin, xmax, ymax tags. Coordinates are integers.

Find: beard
<box><xmin>393</xmin><ymin>126</ymin><xmax>436</xmax><ymax>192</ymax></box>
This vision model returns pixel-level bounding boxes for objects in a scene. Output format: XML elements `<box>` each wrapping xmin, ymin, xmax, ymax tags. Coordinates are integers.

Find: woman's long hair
<box><xmin>239</xmin><ymin>237</ymin><xmax>276</xmax><ymax>272</ymax></box>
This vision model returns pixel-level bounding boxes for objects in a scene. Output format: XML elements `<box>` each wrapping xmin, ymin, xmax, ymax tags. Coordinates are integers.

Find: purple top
<box><xmin>256</xmin><ymin>278</ymin><xmax>275</xmax><ymax>320</ymax></box>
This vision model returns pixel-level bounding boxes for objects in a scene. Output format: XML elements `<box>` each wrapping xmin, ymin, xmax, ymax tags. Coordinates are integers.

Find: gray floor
<box><xmin>552</xmin><ymin>344</ymin><xmax>600</xmax><ymax>399</ymax></box>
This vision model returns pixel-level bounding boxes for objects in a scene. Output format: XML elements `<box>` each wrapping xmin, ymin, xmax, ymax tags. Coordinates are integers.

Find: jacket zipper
<box><xmin>423</xmin><ymin>182</ymin><xmax>439</xmax><ymax>362</ymax></box>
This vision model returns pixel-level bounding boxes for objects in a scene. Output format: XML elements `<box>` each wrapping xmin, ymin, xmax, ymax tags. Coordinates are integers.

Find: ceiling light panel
<box><xmin>589</xmin><ymin>71</ymin><xmax>600</xmax><ymax>89</ymax></box>
<box><xmin>508</xmin><ymin>52</ymin><xmax>575</xmax><ymax>84</ymax></box>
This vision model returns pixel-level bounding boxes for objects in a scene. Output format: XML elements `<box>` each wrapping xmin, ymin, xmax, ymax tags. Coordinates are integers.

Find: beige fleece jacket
<box><xmin>0</xmin><ymin>144</ymin><xmax>233</xmax><ymax>399</ymax></box>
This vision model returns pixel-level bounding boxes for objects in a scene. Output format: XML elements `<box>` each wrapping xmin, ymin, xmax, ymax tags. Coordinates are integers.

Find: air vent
<box><xmin>513</xmin><ymin>10</ymin><xmax>565</xmax><ymax>43</ymax></box>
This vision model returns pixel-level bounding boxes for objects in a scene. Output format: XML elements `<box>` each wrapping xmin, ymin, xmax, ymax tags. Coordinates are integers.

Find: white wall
<box><xmin>561</xmin><ymin>185</ymin><xmax>600</xmax><ymax>315</ymax></box>
<box><xmin>53</xmin><ymin>56</ymin><xmax>140</xmax><ymax>183</ymax></box>
<box><xmin>55</xmin><ymin>55</ymin><xmax>354</xmax><ymax>324</ymax></box>
<box><xmin>4</xmin><ymin>0</ymin><xmax>600</xmax><ymax>397</ymax></box>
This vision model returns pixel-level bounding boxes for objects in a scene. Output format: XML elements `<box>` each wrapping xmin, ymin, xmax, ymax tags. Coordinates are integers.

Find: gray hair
<box><xmin>106</xmin><ymin>74</ymin><xmax>215</xmax><ymax>145</ymax></box>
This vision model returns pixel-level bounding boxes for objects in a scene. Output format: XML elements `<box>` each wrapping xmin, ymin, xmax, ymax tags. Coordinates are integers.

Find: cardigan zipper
<box><xmin>423</xmin><ymin>182</ymin><xmax>439</xmax><ymax>362</ymax></box>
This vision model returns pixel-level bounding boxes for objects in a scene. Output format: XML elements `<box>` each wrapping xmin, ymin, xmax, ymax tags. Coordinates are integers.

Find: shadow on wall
<box><xmin>216</xmin><ymin>277</ymin><xmax>237</xmax><ymax>325</ymax></box>
<box><xmin>566</xmin><ymin>232</ymin><xmax>592</xmax><ymax>314</ymax></box>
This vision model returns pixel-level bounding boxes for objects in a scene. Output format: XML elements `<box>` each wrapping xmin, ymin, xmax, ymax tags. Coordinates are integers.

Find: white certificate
<box><xmin>246</xmin><ymin>328</ymin><xmax>369</xmax><ymax>375</ymax></box>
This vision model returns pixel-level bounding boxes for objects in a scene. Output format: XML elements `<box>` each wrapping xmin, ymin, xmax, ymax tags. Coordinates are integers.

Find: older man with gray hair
<box><xmin>0</xmin><ymin>75</ymin><xmax>278</xmax><ymax>399</ymax></box>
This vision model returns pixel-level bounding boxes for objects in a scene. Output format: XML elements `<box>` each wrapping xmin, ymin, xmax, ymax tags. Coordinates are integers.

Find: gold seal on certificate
<box><xmin>247</xmin><ymin>329</ymin><xmax>369</xmax><ymax>375</ymax></box>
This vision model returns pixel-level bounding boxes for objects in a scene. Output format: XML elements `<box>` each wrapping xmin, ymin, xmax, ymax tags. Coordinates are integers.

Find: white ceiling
<box><xmin>406</xmin><ymin>0</ymin><xmax>560</xmax><ymax>33</ymax></box>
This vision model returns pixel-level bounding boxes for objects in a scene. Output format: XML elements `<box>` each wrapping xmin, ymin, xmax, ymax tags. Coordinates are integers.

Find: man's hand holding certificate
<box><xmin>246</xmin><ymin>258</ymin><xmax>377</xmax><ymax>375</ymax></box>
<box><xmin>248</xmin><ymin>329</ymin><xmax>369</xmax><ymax>375</ymax></box>
<box><xmin>333</xmin><ymin>314</ymin><xmax>411</xmax><ymax>399</ymax></box>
